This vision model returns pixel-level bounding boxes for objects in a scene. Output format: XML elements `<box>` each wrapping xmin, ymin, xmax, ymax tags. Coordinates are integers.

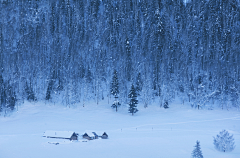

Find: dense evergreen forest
<box><xmin>1</xmin><ymin>0</ymin><xmax>240</xmax><ymax>113</ymax></box>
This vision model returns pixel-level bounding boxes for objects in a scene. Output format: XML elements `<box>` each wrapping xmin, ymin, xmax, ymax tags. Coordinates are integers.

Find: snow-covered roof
<box><xmin>83</xmin><ymin>131</ymin><xmax>107</xmax><ymax>136</ymax></box>
<box><xmin>83</xmin><ymin>131</ymin><xmax>95</xmax><ymax>137</ymax></box>
<box><xmin>43</xmin><ymin>130</ymin><xmax>75</xmax><ymax>138</ymax></box>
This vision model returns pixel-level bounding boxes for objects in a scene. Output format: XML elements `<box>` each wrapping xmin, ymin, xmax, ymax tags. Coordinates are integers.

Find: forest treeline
<box><xmin>0</xmin><ymin>0</ymin><xmax>240</xmax><ymax>113</ymax></box>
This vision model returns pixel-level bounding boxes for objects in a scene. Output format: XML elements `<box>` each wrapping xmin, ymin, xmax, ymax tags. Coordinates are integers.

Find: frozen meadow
<box><xmin>0</xmin><ymin>101</ymin><xmax>240</xmax><ymax>158</ymax></box>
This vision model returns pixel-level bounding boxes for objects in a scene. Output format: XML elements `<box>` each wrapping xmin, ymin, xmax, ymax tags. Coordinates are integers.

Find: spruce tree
<box><xmin>110</xmin><ymin>70</ymin><xmax>120</xmax><ymax>111</ymax></box>
<box><xmin>192</xmin><ymin>140</ymin><xmax>203</xmax><ymax>158</ymax></box>
<box><xmin>128</xmin><ymin>84</ymin><xmax>138</xmax><ymax>115</ymax></box>
<box><xmin>110</xmin><ymin>70</ymin><xmax>119</xmax><ymax>98</ymax></box>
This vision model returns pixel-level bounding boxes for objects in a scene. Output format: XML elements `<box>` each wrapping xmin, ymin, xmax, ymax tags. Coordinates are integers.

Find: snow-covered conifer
<box><xmin>128</xmin><ymin>84</ymin><xmax>138</xmax><ymax>115</ymax></box>
<box><xmin>191</xmin><ymin>140</ymin><xmax>203</xmax><ymax>158</ymax></box>
<box><xmin>110</xmin><ymin>70</ymin><xmax>119</xmax><ymax>99</ymax></box>
<box><xmin>110</xmin><ymin>70</ymin><xmax>120</xmax><ymax>111</ymax></box>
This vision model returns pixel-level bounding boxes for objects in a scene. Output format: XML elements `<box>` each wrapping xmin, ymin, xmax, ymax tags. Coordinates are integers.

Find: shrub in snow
<box><xmin>213</xmin><ymin>130</ymin><xmax>235</xmax><ymax>152</ymax></box>
<box><xmin>191</xmin><ymin>140</ymin><xmax>203</xmax><ymax>158</ymax></box>
<box><xmin>111</xmin><ymin>101</ymin><xmax>121</xmax><ymax>112</ymax></box>
<box><xmin>164</xmin><ymin>100</ymin><xmax>169</xmax><ymax>109</ymax></box>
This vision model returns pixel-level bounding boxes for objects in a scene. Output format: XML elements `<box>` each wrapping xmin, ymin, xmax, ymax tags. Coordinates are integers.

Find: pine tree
<box><xmin>213</xmin><ymin>130</ymin><xmax>235</xmax><ymax>152</ymax></box>
<box><xmin>128</xmin><ymin>84</ymin><xmax>138</xmax><ymax>115</ymax></box>
<box><xmin>110</xmin><ymin>70</ymin><xmax>120</xmax><ymax>111</ymax></box>
<box><xmin>110</xmin><ymin>70</ymin><xmax>119</xmax><ymax>99</ymax></box>
<box><xmin>192</xmin><ymin>140</ymin><xmax>203</xmax><ymax>158</ymax></box>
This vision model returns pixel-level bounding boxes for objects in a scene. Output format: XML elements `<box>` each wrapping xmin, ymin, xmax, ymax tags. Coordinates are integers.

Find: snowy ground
<box><xmin>0</xmin><ymin>101</ymin><xmax>240</xmax><ymax>158</ymax></box>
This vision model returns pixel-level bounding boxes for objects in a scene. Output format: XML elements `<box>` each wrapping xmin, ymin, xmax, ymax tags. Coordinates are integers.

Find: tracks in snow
<box><xmin>112</xmin><ymin>115</ymin><xmax>240</xmax><ymax>132</ymax></box>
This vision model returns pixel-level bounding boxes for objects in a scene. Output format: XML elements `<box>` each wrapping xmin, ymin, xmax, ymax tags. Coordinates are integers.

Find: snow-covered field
<box><xmin>0</xmin><ymin>101</ymin><xmax>240</xmax><ymax>158</ymax></box>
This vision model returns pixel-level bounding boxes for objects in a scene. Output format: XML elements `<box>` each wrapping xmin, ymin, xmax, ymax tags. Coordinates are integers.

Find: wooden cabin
<box><xmin>82</xmin><ymin>131</ymin><xmax>108</xmax><ymax>140</ymax></box>
<box><xmin>92</xmin><ymin>132</ymin><xmax>99</xmax><ymax>139</ymax></box>
<box><xmin>82</xmin><ymin>131</ymin><xmax>96</xmax><ymax>140</ymax></box>
<box><xmin>101</xmin><ymin>132</ymin><xmax>108</xmax><ymax>139</ymax></box>
<box><xmin>43</xmin><ymin>131</ymin><xmax>78</xmax><ymax>141</ymax></box>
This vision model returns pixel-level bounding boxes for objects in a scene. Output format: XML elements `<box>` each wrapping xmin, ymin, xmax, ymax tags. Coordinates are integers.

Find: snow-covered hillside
<box><xmin>0</xmin><ymin>102</ymin><xmax>240</xmax><ymax>158</ymax></box>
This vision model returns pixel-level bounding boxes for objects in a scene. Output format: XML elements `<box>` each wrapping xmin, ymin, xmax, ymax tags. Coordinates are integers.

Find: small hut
<box><xmin>92</xmin><ymin>132</ymin><xmax>99</xmax><ymax>139</ymax></box>
<box><xmin>82</xmin><ymin>131</ymin><xmax>108</xmax><ymax>140</ymax></box>
<box><xmin>43</xmin><ymin>131</ymin><xmax>78</xmax><ymax>141</ymax></box>
<box><xmin>101</xmin><ymin>132</ymin><xmax>108</xmax><ymax>139</ymax></box>
<box><xmin>82</xmin><ymin>131</ymin><xmax>96</xmax><ymax>140</ymax></box>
